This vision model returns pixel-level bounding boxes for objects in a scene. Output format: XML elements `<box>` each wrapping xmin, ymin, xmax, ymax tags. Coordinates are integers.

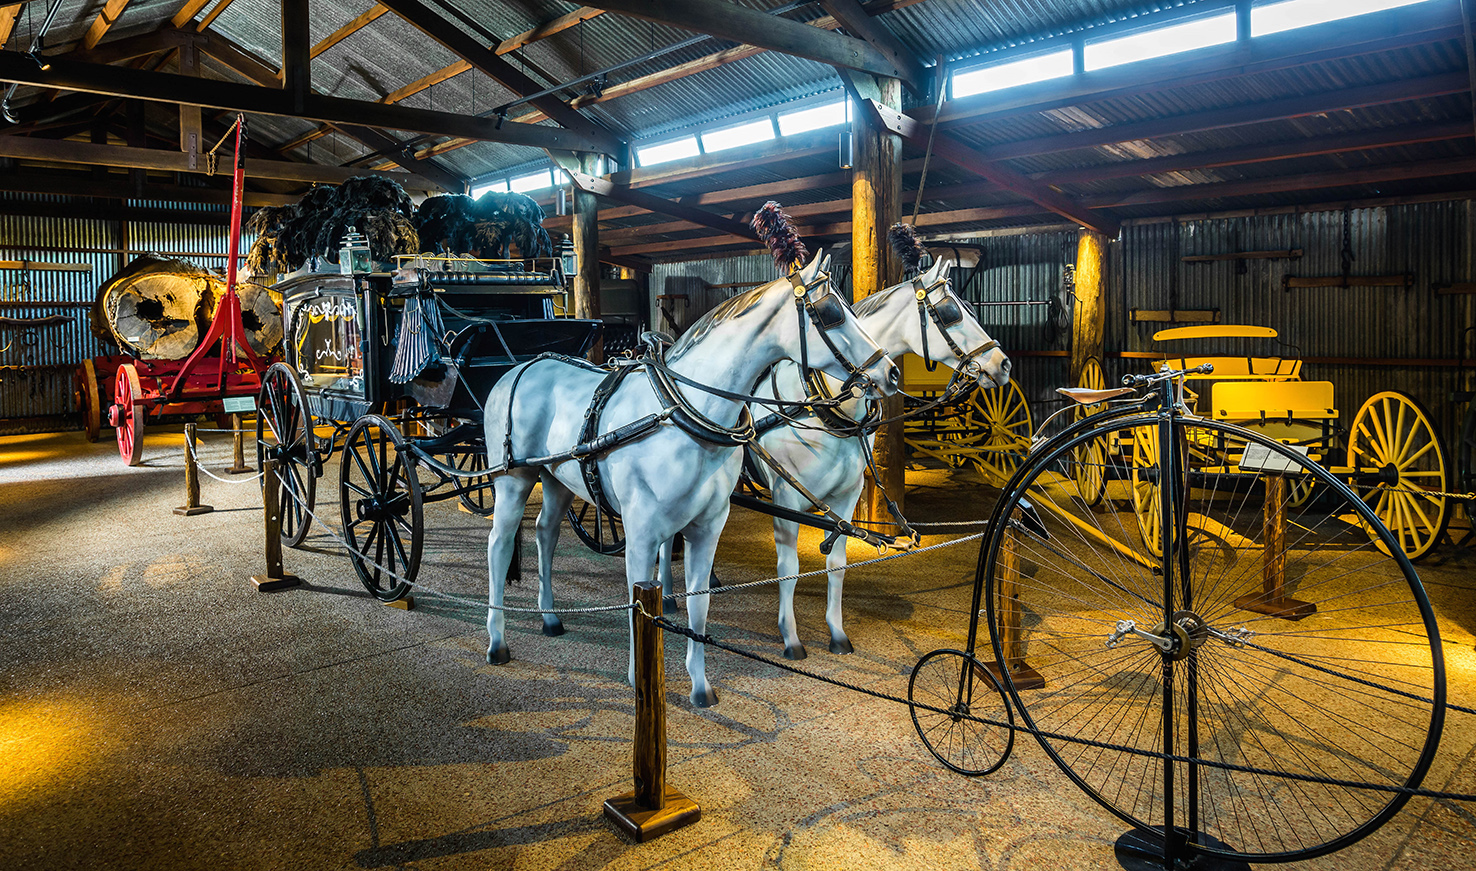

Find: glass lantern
<box><xmin>338</xmin><ymin>227</ymin><xmax>372</xmax><ymax>275</ymax></box>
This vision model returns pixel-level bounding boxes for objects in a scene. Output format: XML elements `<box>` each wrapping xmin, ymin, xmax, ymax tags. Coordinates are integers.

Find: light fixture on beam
<box><xmin>839</xmin><ymin>127</ymin><xmax>853</xmax><ymax>170</ymax></box>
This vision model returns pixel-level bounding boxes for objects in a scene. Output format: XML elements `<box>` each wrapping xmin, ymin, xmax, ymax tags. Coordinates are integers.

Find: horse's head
<box><xmin>857</xmin><ymin>255</ymin><xmax>1011</xmax><ymax>390</ymax></box>
<box><xmin>789</xmin><ymin>250</ymin><xmax>899</xmax><ymax>399</ymax></box>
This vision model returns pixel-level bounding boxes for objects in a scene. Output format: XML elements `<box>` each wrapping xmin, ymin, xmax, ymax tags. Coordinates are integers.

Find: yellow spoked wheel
<box><xmin>1070</xmin><ymin>357</ymin><xmax>1108</xmax><ymax>506</ymax></box>
<box><xmin>1130</xmin><ymin>424</ymin><xmax>1190</xmax><ymax>558</ymax></box>
<box><xmin>1346</xmin><ymin>391</ymin><xmax>1449</xmax><ymax>561</ymax></box>
<box><xmin>964</xmin><ymin>381</ymin><xmax>1034</xmax><ymax>487</ymax></box>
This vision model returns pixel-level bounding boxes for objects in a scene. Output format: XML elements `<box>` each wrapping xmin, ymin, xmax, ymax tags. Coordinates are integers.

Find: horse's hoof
<box><xmin>709</xmin><ymin>571</ymin><xmax>722</xmax><ymax>588</ymax></box>
<box><xmin>542</xmin><ymin>617</ymin><xmax>565</xmax><ymax>637</ymax></box>
<box><xmin>662</xmin><ymin>596</ymin><xmax>680</xmax><ymax>614</ymax></box>
<box><xmin>829</xmin><ymin>637</ymin><xmax>854</xmax><ymax>656</ymax></box>
<box><xmin>690</xmin><ymin>686</ymin><xmax>719</xmax><ymax>708</ymax></box>
<box><xmin>783</xmin><ymin>643</ymin><xmax>808</xmax><ymax>661</ymax></box>
<box><xmin>486</xmin><ymin>644</ymin><xmax>511</xmax><ymax>665</ymax></box>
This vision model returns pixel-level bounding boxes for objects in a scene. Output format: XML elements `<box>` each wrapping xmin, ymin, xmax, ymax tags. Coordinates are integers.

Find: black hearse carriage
<box><xmin>256</xmin><ymin>250</ymin><xmax>601</xmax><ymax>601</ymax></box>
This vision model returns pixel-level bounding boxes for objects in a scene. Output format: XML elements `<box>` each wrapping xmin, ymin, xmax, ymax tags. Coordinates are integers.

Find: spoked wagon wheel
<box><xmin>77</xmin><ymin>359</ymin><xmax>101</xmax><ymax>442</ymax></box>
<box><xmin>1345</xmin><ymin>391</ymin><xmax>1450</xmax><ymax>561</ymax></box>
<box><xmin>1129</xmin><ymin>424</ymin><xmax>1187</xmax><ymax>557</ymax></box>
<box><xmin>566</xmin><ymin>497</ymin><xmax>625</xmax><ymax>555</ymax></box>
<box><xmin>113</xmin><ymin>363</ymin><xmax>146</xmax><ymax>466</ymax></box>
<box><xmin>908</xmin><ymin>648</ymin><xmax>1014</xmax><ymax>776</ymax></box>
<box><xmin>256</xmin><ymin>363</ymin><xmax>317</xmax><ymax>548</ymax></box>
<box><xmin>340</xmin><ymin>414</ymin><xmax>422</xmax><ymax>602</ymax></box>
<box><xmin>450</xmin><ymin>450</ymin><xmax>494</xmax><ymax>516</ymax></box>
<box><xmin>965</xmin><ymin>380</ymin><xmax>1033</xmax><ymax>487</ymax></box>
<box><xmin>983</xmin><ymin>414</ymin><xmax>1444</xmax><ymax>864</ymax></box>
<box><xmin>1069</xmin><ymin>357</ymin><xmax>1108</xmax><ymax>506</ymax></box>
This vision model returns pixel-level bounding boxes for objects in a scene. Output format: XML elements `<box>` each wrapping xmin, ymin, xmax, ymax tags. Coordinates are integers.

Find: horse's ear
<box><xmin>798</xmin><ymin>247</ymin><xmax>825</xmax><ymax>281</ymax></box>
<box><xmin>923</xmin><ymin>253</ymin><xmax>951</xmax><ymax>283</ymax></box>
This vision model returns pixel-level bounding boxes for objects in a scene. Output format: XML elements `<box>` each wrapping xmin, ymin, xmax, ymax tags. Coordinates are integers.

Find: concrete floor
<box><xmin>2</xmin><ymin>428</ymin><xmax>1475</xmax><ymax>871</ymax></box>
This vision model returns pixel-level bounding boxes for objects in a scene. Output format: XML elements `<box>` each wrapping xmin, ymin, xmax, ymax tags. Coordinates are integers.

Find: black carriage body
<box><xmin>277</xmin><ymin>265</ymin><xmax>601</xmax><ymax>424</ymax></box>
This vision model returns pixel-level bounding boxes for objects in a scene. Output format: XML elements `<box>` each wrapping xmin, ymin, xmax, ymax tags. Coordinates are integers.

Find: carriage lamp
<box><xmin>339</xmin><ymin>228</ymin><xmax>372</xmax><ymax>275</ymax></box>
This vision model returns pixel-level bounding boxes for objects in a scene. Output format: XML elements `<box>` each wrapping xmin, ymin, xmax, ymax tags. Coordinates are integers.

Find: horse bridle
<box><xmin>789</xmin><ymin>269</ymin><xmax>888</xmax><ymax>402</ymax></box>
<box><xmin>914</xmin><ymin>275</ymin><xmax>999</xmax><ymax>400</ymax></box>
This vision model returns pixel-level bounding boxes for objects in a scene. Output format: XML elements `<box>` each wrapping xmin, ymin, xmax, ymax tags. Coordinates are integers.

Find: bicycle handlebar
<box><xmin>1121</xmin><ymin>362</ymin><xmax>1214</xmax><ymax>388</ymax></box>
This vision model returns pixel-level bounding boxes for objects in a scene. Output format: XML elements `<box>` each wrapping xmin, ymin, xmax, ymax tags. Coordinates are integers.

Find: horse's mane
<box><xmin>666</xmin><ymin>279</ymin><xmax>774</xmax><ymax>361</ymax></box>
<box><xmin>851</xmin><ymin>287</ymin><xmax>894</xmax><ymax>318</ymax></box>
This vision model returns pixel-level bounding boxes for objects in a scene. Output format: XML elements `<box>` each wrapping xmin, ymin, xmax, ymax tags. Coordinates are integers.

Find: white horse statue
<box><xmin>482</xmin><ymin>249</ymin><xmax>898</xmax><ymax>707</ymax></box>
<box><xmin>661</xmin><ymin>254</ymin><xmax>1011</xmax><ymax>659</ymax></box>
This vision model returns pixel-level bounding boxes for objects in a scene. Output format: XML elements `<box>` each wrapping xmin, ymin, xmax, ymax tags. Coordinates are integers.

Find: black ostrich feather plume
<box><xmin>244</xmin><ymin>204</ymin><xmax>299</xmax><ymax>274</ymax></box>
<box><xmin>471</xmin><ymin>190</ymin><xmax>552</xmax><ymax>259</ymax></box>
<box><xmin>888</xmin><ymin>222</ymin><xmax>928</xmax><ymax>276</ymax></box>
<box><xmin>277</xmin><ymin>186</ymin><xmax>338</xmax><ymax>270</ymax></box>
<box><xmin>414</xmin><ymin>194</ymin><xmax>480</xmax><ymax>255</ymax></box>
<box><xmin>312</xmin><ymin>177</ymin><xmax>419</xmax><ymax>266</ymax></box>
<box><xmin>751</xmin><ymin>201</ymin><xmax>808</xmax><ymax>273</ymax></box>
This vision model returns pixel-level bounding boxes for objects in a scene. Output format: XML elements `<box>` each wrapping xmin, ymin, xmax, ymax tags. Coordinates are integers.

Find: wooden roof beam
<box><xmin>549</xmin><ymin>150</ymin><xmax>753</xmax><ymax>239</ymax></box>
<box><xmin>82</xmin><ymin>0</ymin><xmax>134</xmax><ymax>50</ymax></box>
<box><xmin>817</xmin><ymin>0</ymin><xmax>926</xmax><ymax>92</ymax></box>
<box><xmin>863</xmin><ymin>98</ymin><xmax>1118</xmax><ymax>235</ymax></box>
<box><xmin>590</xmin><ymin>0</ymin><xmax>917</xmax><ymax>88</ymax></box>
<box><xmin>313</xmin><ymin>4</ymin><xmax>387</xmax><ymax>58</ymax></box>
<box><xmin>170</xmin><ymin>0</ymin><xmax>212</xmax><ymax>28</ymax></box>
<box><xmin>375</xmin><ymin>0</ymin><xmax>624</xmax><ymax>155</ymax></box>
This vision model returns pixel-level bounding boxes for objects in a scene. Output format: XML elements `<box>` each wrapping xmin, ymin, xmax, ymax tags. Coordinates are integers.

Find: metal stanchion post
<box><xmin>251</xmin><ymin>458</ymin><xmax>302</xmax><ymax>591</ymax></box>
<box><xmin>228</xmin><ymin>413</ymin><xmax>253</xmax><ymax>474</ymax></box>
<box><xmin>604</xmin><ymin>582</ymin><xmax>700</xmax><ymax>841</ymax></box>
<box><xmin>174</xmin><ymin>423</ymin><xmax>214</xmax><ymax>516</ymax></box>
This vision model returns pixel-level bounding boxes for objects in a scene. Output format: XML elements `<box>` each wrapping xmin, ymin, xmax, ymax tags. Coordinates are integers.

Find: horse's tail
<box><xmin>751</xmin><ymin>201</ymin><xmax>808</xmax><ymax>274</ymax></box>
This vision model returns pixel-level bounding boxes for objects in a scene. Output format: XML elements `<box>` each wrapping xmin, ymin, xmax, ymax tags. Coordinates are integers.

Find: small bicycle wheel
<box><xmin>965</xmin><ymin>380</ymin><xmax>1033</xmax><ymax>487</ymax></box>
<box><xmin>340</xmin><ymin>414</ymin><xmax>422</xmax><ymax>601</ymax></box>
<box><xmin>909</xmin><ymin>648</ymin><xmax>1014</xmax><ymax>776</ymax></box>
<box><xmin>984</xmin><ymin>413</ymin><xmax>1444</xmax><ymax>863</ymax></box>
<box><xmin>566</xmin><ymin>497</ymin><xmax>625</xmax><ymax>555</ymax></box>
<box><xmin>1346</xmin><ymin>391</ymin><xmax>1450</xmax><ymax>561</ymax></box>
<box><xmin>257</xmin><ymin>363</ymin><xmax>317</xmax><ymax>548</ymax></box>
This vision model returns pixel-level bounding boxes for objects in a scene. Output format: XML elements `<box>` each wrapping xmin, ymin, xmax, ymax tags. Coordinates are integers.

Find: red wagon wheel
<box><xmin>113</xmin><ymin>363</ymin><xmax>146</xmax><ymax>466</ymax></box>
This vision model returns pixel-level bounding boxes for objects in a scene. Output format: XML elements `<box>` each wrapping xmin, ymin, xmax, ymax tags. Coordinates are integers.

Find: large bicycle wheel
<box><xmin>982</xmin><ymin>413</ymin><xmax>1444</xmax><ymax>863</ymax></box>
<box><xmin>340</xmin><ymin>414</ymin><xmax>422</xmax><ymax>602</ymax></box>
<box><xmin>909</xmin><ymin>648</ymin><xmax>1014</xmax><ymax>776</ymax></box>
<box><xmin>257</xmin><ymin>363</ymin><xmax>317</xmax><ymax>548</ymax></box>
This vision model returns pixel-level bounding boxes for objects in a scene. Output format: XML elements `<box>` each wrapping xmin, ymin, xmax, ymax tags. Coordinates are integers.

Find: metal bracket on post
<box><xmin>174</xmin><ymin>423</ymin><xmax>214</xmax><ymax>516</ymax></box>
<box><xmin>604</xmin><ymin>582</ymin><xmax>700</xmax><ymax>842</ymax></box>
<box><xmin>228</xmin><ymin>413</ymin><xmax>253</xmax><ymax>474</ymax></box>
<box><xmin>252</xmin><ymin>458</ymin><xmax>302</xmax><ymax>591</ymax></box>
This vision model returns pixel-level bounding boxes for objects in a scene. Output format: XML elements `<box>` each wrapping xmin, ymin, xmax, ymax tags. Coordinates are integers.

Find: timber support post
<box><xmin>850</xmin><ymin>73</ymin><xmax>904</xmax><ymax>525</ymax></box>
<box><xmin>1071</xmin><ymin>229</ymin><xmax>1107</xmax><ymax>388</ymax></box>
<box><xmin>573</xmin><ymin>151</ymin><xmax>603</xmax><ymax>364</ymax></box>
<box><xmin>228</xmin><ymin>413</ymin><xmax>253</xmax><ymax>474</ymax></box>
<box><xmin>604</xmin><ymin>582</ymin><xmax>700</xmax><ymax>841</ymax></box>
<box><xmin>251</xmin><ymin>458</ymin><xmax>302</xmax><ymax>591</ymax></box>
<box><xmin>984</xmin><ymin>517</ymin><xmax>1045</xmax><ymax>690</ymax></box>
<box><xmin>174</xmin><ymin>422</ymin><xmax>214</xmax><ymax>516</ymax></box>
<box><xmin>1233</xmin><ymin>473</ymin><xmax>1315</xmax><ymax>620</ymax></box>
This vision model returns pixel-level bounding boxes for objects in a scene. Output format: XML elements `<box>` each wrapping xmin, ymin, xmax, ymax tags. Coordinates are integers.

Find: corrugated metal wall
<box><xmin>0</xmin><ymin>195</ymin><xmax>239</xmax><ymax>435</ymax></box>
<box><xmin>652</xmin><ymin>202</ymin><xmax>1476</xmax><ymax>449</ymax></box>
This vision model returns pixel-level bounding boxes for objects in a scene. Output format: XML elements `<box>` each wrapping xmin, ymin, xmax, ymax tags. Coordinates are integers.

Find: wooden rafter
<box><xmin>196</xmin><ymin>0</ymin><xmax>237</xmax><ymax>31</ymax></box>
<box><xmin>549</xmin><ymin>151</ymin><xmax>752</xmax><ymax>238</ymax></box>
<box><xmin>313</xmin><ymin>4</ymin><xmax>387</xmax><ymax>58</ymax></box>
<box><xmin>170</xmin><ymin>0</ymin><xmax>212</xmax><ymax>29</ymax></box>
<box><xmin>0</xmin><ymin>5</ymin><xmax>16</xmax><ymax>46</ymax></box>
<box><xmin>817</xmin><ymin>0</ymin><xmax>926</xmax><ymax>90</ymax></box>
<box><xmin>82</xmin><ymin>0</ymin><xmax>133</xmax><ymax>50</ymax></box>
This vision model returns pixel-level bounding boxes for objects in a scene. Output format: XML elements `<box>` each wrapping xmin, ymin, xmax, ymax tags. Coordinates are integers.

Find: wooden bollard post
<box><xmin>985</xmin><ymin>520</ymin><xmax>1044</xmax><ymax>690</ymax></box>
<box><xmin>228</xmin><ymin>413</ymin><xmax>253</xmax><ymax>474</ymax></box>
<box><xmin>604</xmin><ymin>582</ymin><xmax>700</xmax><ymax>842</ymax></box>
<box><xmin>251</xmin><ymin>458</ymin><xmax>303</xmax><ymax>591</ymax></box>
<box><xmin>1234</xmin><ymin>472</ymin><xmax>1315</xmax><ymax>620</ymax></box>
<box><xmin>173</xmin><ymin>423</ymin><xmax>214</xmax><ymax>516</ymax></box>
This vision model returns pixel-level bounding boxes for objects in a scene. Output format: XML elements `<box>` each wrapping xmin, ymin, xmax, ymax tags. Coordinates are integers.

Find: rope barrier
<box><xmin>184</xmin><ymin>437</ymin><xmax>263</xmax><ymax>484</ymax></box>
<box><xmin>650</xmin><ymin>614</ymin><xmax>1476</xmax><ymax>803</ymax></box>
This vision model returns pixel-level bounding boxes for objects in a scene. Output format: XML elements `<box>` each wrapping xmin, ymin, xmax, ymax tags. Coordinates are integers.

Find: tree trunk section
<box><xmin>1071</xmin><ymin>229</ymin><xmax>1107</xmax><ymax>387</ymax></box>
<box><xmin>573</xmin><ymin>151</ymin><xmax>603</xmax><ymax>364</ymax></box>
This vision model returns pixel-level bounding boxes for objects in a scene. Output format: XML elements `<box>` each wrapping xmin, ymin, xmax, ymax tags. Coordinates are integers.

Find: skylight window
<box><xmin>1251</xmin><ymin>0</ymin><xmax>1431</xmax><ymax>36</ymax></box>
<box><xmin>952</xmin><ymin>50</ymin><xmax>1073</xmax><ymax>99</ymax></box>
<box><xmin>508</xmin><ymin>170</ymin><xmax>553</xmax><ymax>193</ymax></box>
<box><xmin>701</xmin><ymin>119</ymin><xmax>776</xmax><ymax>153</ymax></box>
<box><xmin>637</xmin><ymin>136</ymin><xmax>700</xmax><ymax>167</ymax></box>
<box><xmin>469</xmin><ymin>179</ymin><xmax>509</xmax><ymax>198</ymax></box>
<box><xmin>778</xmin><ymin>101</ymin><xmax>848</xmax><ymax>136</ymax></box>
<box><xmin>1084</xmin><ymin>12</ymin><xmax>1236</xmax><ymax>71</ymax></box>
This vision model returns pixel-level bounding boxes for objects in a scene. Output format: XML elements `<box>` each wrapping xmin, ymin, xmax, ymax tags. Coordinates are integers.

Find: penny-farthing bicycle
<box><xmin>910</xmin><ymin>364</ymin><xmax>1446</xmax><ymax>867</ymax></box>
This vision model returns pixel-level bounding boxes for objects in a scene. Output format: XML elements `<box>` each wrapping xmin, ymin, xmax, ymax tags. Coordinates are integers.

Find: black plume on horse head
<box><xmin>888</xmin><ymin>222</ymin><xmax>928</xmax><ymax>276</ymax></box>
<box><xmin>752</xmin><ymin>201</ymin><xmax>808</xmax><ymax>274</ymax></box>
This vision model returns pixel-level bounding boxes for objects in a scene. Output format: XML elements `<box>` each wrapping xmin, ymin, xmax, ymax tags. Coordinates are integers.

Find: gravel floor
<box><xmin>2</xmin><ymin>428</ymin><xmax>1474</xmax><ymax>871</ymax></box>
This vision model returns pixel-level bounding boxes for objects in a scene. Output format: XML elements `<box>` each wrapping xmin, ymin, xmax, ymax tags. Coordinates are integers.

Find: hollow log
<box><xmin>99</xmin><ymin>255</ymin><xmax>214</xmax><ymax>360</ymax></box>
<box><xmin>203</xmin><ymin>280</ymin><xmax>284</xmax><ymax>356</ymax></box>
